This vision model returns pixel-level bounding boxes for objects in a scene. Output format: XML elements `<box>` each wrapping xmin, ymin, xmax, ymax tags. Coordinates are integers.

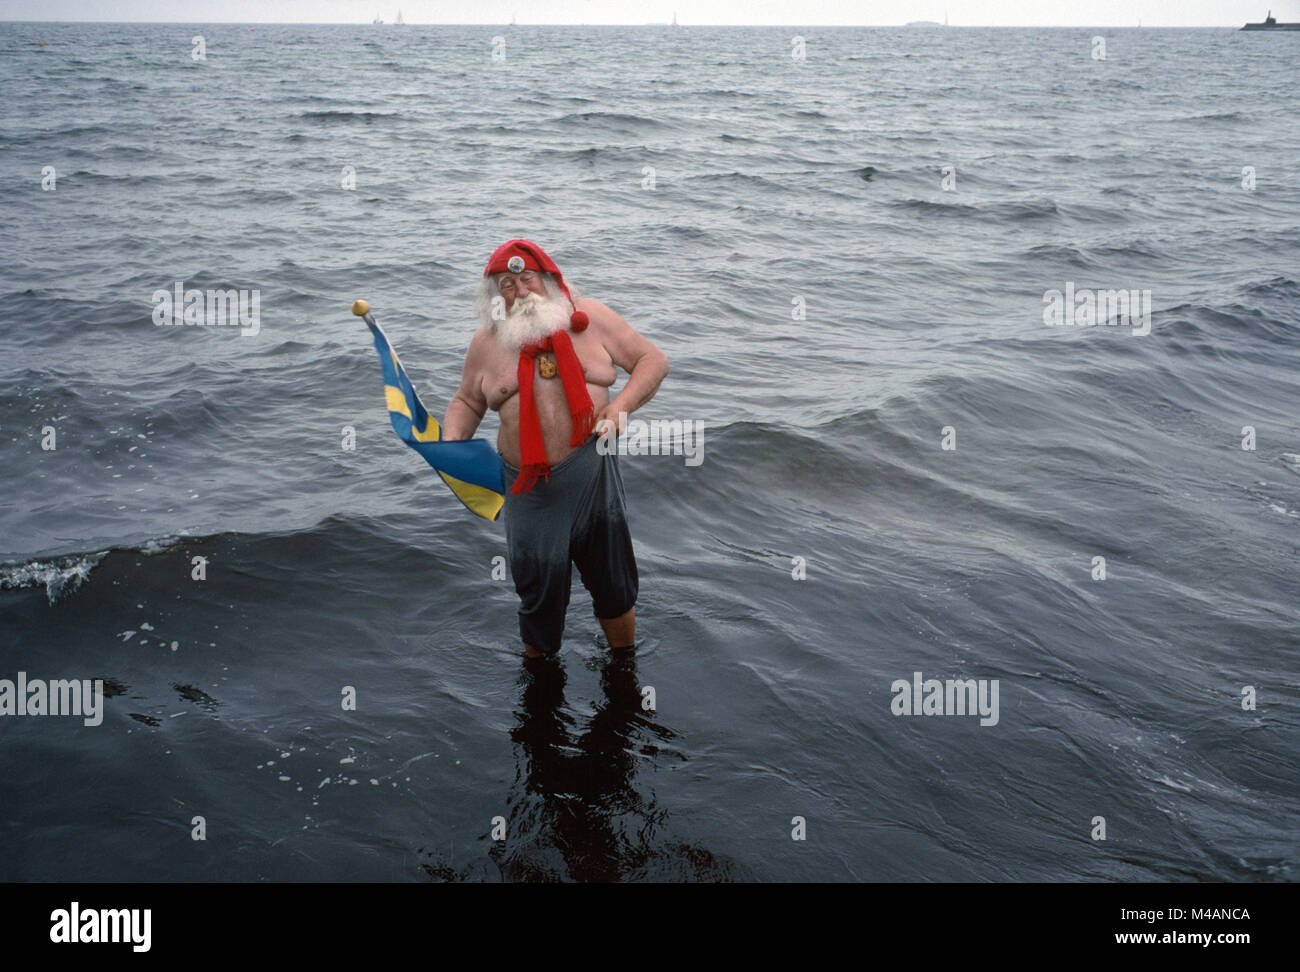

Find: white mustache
<box><xmin>494</xmin><ymin>291</ymin><xmax>571</xmax><ymax>350</ymax></box>
<box><xmin>509</xmin><ymin>293</ymin><xmax>546</xmax><ymax>316</ymax></box>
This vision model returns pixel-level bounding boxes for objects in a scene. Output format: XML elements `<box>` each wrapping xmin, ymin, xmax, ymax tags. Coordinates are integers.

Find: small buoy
<box><xmin>352</xmin><ymin>300</ymin><xmax>370</xmax><ymax>317</ymax></box>
<box><xmin>39</xmin><ymin>41</ymin><xmax>45</xmax><ymax>46</ymax></box>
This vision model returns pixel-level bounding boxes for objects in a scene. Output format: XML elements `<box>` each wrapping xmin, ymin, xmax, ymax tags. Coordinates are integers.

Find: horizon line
<box><xmin>0</xmin><ymin>20</ymin><xmax>1270</xmax><ymax>28</ymax></box>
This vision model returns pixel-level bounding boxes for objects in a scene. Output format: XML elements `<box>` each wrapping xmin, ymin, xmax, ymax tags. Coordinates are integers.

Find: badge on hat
<box><xmin>507</xmin><ymin>255</ymin><xmax>525</xmax><ymax>273</ymax></box>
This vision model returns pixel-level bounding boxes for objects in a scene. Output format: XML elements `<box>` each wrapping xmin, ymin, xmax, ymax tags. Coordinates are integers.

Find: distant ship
<box><xmin>905</xmin><ymin>21</ymin><xmax>942</xmax><ymax>27</ymax></box>
<box><xmin>372</xmin><ymin>15</ymin><xmax>383</xmax><ymax>24</ymax></box>
<box><xmin>1241</xmin><ymin>10</ymin><xmax>1300</xmax><ymax>29</ymax></box>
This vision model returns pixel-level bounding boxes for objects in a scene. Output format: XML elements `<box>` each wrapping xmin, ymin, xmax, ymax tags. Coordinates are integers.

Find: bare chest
<box><xmin>481</xmin><ymin>335</ymin><xmax>617</xmax><ymax>410</ymax></box>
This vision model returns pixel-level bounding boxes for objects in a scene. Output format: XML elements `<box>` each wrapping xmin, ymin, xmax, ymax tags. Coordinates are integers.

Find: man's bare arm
<box><xmin>579</xmin><ymin>298</ymin><xmax>670</xmax><ymax>422</ymax></box>
<box><xmin>441</xmin><ymin>331</ymin><xmax>490</xmax><ymax>441</ymax></box>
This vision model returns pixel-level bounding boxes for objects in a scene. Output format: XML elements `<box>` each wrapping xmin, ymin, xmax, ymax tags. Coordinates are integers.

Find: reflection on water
<box><xmin>424</xmin><ymin>652</ymin><xmax>747</xmax><ymax>882</ymax></box>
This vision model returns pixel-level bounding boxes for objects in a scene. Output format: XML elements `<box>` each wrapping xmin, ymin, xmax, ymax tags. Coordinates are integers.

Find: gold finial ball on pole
<box><xmin>352</xmin><ymin>300</ymin><xmax>370</xmax><ymax>317</ymax></box>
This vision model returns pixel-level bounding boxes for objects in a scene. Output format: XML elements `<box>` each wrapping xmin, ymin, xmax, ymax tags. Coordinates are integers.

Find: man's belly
<box><xmin>496</xmin><ymin>380</ymin><xmax>611</xmax><ymax>469</ymax></box>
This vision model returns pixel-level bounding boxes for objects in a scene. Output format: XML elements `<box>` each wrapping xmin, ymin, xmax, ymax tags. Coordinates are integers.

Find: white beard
<box><xmin>491</xmin><ymin>290</ymin><xmax>572</xmax><ymax>352</ymax></box>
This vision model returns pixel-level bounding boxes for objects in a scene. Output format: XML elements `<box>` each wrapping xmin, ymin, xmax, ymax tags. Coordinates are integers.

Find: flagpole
<box><xmin>351</xmin><ymin>298</ymin><xmax>506</xmax><ymax>521</ymax></box>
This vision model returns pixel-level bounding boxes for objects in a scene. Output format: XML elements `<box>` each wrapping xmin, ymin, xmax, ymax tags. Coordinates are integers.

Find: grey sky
<box><xmin>2</xmin><ymin>1</ymin><xmax>1296</xmax><ymax>26</ymax></box>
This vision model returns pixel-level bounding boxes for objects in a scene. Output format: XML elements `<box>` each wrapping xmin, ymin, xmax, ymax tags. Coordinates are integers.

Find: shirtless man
<box><xmin>441</xmin><ymin>240</ymin><xmax>669</xmax><ymax>659</ymax></box>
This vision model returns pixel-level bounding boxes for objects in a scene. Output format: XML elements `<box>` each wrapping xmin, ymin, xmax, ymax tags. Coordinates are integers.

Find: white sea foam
<box><xmin>0</xmin><ymin>535</ymin><xmax>184</xmax><ymax>605</ymax></box>
<box><xmin>0</xmin><ymin>554</ymin><xmax>106</xmax><ymax>604</ymax></box>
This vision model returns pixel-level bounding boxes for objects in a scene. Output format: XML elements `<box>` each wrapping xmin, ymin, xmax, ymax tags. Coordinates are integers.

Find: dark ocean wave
<box><xmin>553</xmin><ymin>110</ymin><xmax>669</xmax><ymax>132</ymax></box>
<box><xmin>685</xmin><ymin>170</ymin><xmax>788</xmax><ymax>190</ymax></box>
<box><xmin>1178</xmin><ymin>110</ymin><xmax>1249</xmax><ymax>123</ymax></box>
<box><xmin>1155</xmin><ymin>301</ymin><xmax>1298</xmax><ymax>347</ymax></box>
<box><xmin>298</xmin><ymin>109</ymin><xmax>402</xmax><ymax>123</ymax></box>
<box><xmin>892</xmin><ymin>197</ymin><xmax>980</xmax><ymax>216</ymax></box>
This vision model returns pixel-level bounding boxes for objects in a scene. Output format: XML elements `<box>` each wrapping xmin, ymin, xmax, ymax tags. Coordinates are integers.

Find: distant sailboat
<box><xmin>511</xmin><ymin>12</ymin><xmax>517</xmax><ymax>25</ymax></box>
<box><xmin>395</xmin><ymin>8</ymin><xmax>405</xmax><ymax>24</ymax></box>
<box><xmin>672</xmin><ymin>11</ymin><xmax>678</xmax><ymax>26</ymax></box>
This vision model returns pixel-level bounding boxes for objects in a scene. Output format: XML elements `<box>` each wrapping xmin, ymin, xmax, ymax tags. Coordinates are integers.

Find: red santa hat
<box><xmin>483</xmin><ymin>239</ymin><xmax>589</xmax><ymax>332</ymax></box>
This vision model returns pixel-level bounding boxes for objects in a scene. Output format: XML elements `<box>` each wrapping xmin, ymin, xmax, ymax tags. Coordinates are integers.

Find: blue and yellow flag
<box><xmin>354</xmin><ymin>301</ymin><xmax>505</xmax><ymax>521</ymax></box>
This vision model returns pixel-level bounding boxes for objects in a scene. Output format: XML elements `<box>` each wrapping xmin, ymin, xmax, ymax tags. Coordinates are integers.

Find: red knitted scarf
<box><xmin>512</xmin><ymin>330</ymin><xmax>594</xmax><ymax>494</ymax></box>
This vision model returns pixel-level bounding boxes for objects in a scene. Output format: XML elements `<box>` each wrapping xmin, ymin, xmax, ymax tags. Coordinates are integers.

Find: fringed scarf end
<box><xmin>570</xmin><ymin>406</ymin><xmax>595</xmax><ymax>447</ymax></box>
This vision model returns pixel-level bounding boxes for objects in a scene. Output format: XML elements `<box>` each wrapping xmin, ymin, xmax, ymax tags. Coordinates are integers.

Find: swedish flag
<box><xmin>354</xmin><ymin>300</ymin><xmax>505</xmax><ymax>521</ymax></box>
